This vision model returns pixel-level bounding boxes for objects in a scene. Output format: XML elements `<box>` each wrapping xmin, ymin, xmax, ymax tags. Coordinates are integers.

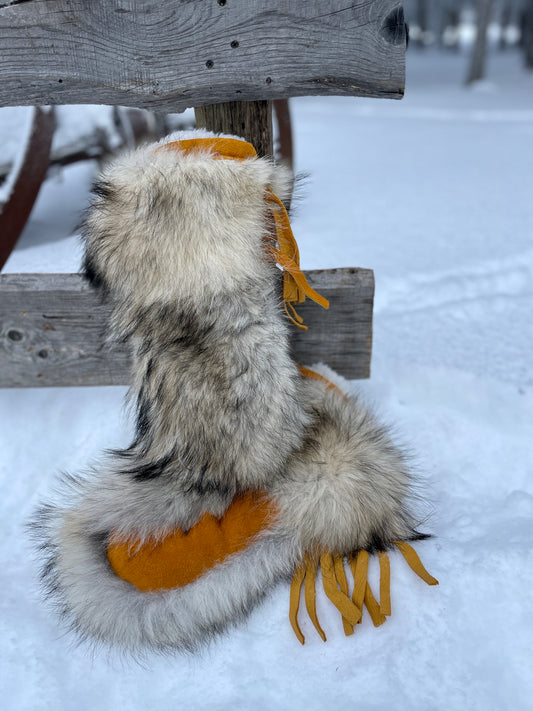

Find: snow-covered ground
<box><xmin>1</xmin><ymin>49</ymin><xmax>532</xmax><ymax>710</ymax></box>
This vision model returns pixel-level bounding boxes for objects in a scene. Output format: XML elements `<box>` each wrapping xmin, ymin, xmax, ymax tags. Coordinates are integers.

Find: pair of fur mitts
<box><xmin>32</xmin><ymin>131</ymin><xmax>436</xmax><ymax>654</ymax></box>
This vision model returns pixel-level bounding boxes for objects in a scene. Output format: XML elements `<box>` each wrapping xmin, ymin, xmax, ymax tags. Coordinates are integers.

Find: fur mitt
<box><xmin>31</xmin><ymin>132</ymin><xmax>436</xmax><ymax>654</ymax></box>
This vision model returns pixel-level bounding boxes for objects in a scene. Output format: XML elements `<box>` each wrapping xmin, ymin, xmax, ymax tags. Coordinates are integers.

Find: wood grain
<box><xmin>0</xmin><ymin>269</ymin><xmax>374</xmax><ymax>387</ymax></box>
<box><xmin>195</xmin><ymin>101</ymin><xmax>273</xmax><ymax>158</ymax></box>
<box><xmin>0</xmin><ymin>0</ymin><xmax>406</xmax><ymax>110</ymax></box>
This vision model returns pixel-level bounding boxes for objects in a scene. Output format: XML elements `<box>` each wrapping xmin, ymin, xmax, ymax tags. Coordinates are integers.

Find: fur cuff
<box><xmin>271</xmin><ymin>365</ymin><xmax>422</xmax><ymax>555</ymax></box>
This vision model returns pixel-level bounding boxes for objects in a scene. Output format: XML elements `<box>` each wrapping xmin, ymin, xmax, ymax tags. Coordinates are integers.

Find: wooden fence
<box><xmin>0</xmin><ymin>0</ymin><xmax>406</xmax><ymax>386</ymax></box>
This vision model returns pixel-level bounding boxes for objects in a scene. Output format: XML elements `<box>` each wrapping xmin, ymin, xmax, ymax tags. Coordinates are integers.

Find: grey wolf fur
<box><xmin>81</xmin><ymin>133</ymin><xmax>308</xmax><ymax>502</ymax></box>
<box><xmin>272</xmin><ymin>365</ymin><xmax>423</xmax><ymax>556</ymax></box>
<box><xmin>31</xmin><ymin>132</ymin><xmax>425</xmax><ymax>653</ymax></box>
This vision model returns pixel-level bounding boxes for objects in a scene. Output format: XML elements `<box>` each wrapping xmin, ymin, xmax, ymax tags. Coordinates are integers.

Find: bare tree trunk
<box><xmin>439</xmin><ymin>2</ymin><xmax>461</xmax><ymax>50</ymax></box>
<box><xmin>523</xmin><ymin>0</ymin><xmax>533</xmax><ymax>68</ymax></box>
<box><xmin>416</xmin><ymin>0</ymin><xmax>428</xmax><ymax>46</ymax></box>
<box><xmin>499</xmin><ymin>1</ymin><xmax>513</xmax><ymax>49</ymax></box>
<box><xmin>466</xmin><ymin>0</ymin><xmax>496</xmax><ymax>84</ymax></box>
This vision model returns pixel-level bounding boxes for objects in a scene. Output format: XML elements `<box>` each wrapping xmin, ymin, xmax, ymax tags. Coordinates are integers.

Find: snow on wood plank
<box><xmin>0</xmin><ymin>269</ymin><xmax>374</xmax><ymax>387</ymax></box>
<box><xmin>0</xmin><ymin>0</ymin><xmax>406</xmax><ymax>111</ymax></box>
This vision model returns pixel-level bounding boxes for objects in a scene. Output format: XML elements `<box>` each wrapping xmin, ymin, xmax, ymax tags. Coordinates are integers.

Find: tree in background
<box><xmin>466</xmin><ymin>0</ymin><xmax>496</xmax><ymax>83</ymax></box>
<box><xmin>439</xmin><ymin>1</ymin><xmax>462</xmax><ymax>50</ymax></box>
<box><xmin>522</xmin><ymin>0</ymin><xmax>533</xmax><ymax>67</ymax></box>
<box><xmin>499</xmin><ymin>1</ymin><xmax>513</xmax><ymax>48</ymax></box>
<box><xmin>416</xmin><ymin>0</ymin><xmax>429</xmax><ymax>45</ymax></box>
<box><xmin>403</xmin><ymin>0</ymin><xmax>468</xmax><ymax>49</ymax></box>
<box><xmin>402</xmin><ymin>0</ymin><xmax>530</xmax><ymax>76</ymax></box>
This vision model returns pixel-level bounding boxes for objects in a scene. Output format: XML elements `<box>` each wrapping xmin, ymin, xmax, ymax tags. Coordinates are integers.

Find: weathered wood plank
<box><xmin>0</xmin><ymin>0</ymin><xmax>406</xmax><ymax>111</ymax></box>
<box><xmin>0</xmin><ymin>269</ymin><xmax>373</xmax><ymax>387</ymax></box>
<box><xmin>289</xmin><ymin>268</ymin><xmax>374</xmax><ymax>379</ymax></box>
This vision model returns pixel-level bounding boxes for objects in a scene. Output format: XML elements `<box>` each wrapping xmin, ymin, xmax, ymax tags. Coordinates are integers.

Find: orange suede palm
<box><xmin>107</xmin><ymin>493</ymin><xmax>276</xmax><ymax>592</ymax></box>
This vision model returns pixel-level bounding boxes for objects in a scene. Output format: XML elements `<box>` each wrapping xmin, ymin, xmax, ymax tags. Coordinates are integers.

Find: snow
<box><xmin>1</xmin><ymin>49</ymin><xmax>532</xmax><ymax>709</ymax></box>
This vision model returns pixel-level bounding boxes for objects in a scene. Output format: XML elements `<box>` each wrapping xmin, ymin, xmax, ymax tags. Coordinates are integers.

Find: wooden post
<box><xmin>195</xmin><ymin>100</ymin><xmax>273</xmax><ymax>158</ymax></box>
